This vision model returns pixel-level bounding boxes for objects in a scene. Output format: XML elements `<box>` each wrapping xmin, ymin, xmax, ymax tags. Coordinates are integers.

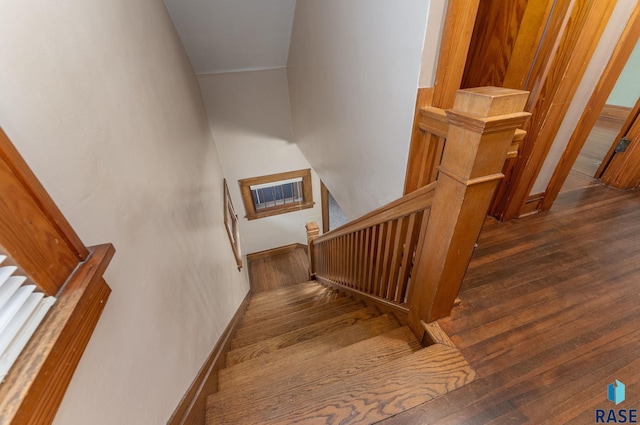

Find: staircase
<box><xmin>206</xmin><ymin>281</ymin><xmax>475</xmax><ymax>424</ymax></box>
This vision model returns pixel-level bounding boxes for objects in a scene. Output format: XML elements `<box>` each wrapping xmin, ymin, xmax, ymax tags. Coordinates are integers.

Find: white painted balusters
<box><xmin>0</xmin><ymin>255</ymin><xmax>56</xmax><ymax>381</ymax></box>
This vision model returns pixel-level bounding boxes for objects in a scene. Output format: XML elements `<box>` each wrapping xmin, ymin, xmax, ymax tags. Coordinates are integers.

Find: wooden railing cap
<box><xmin>453</xmin><ymin>87</ymin><xmax>529</xmax><ymax>118</ymax></box>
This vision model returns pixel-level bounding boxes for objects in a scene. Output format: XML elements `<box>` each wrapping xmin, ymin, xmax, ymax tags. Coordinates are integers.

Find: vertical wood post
<box><xmin>407</xmin><ymin>87</ymin><xmax>530</xmax><ymax>341</ymax></box>
<box><xmin>305</xmin><ymin>222</ymin><xmax>320</xmax><ymax>279</ymax></box>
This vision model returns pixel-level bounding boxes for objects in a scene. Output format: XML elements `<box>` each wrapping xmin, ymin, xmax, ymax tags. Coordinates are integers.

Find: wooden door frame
<box><xmin>490</xmin><ymin>0</ymin><xmax>622</xmax><ymax>220</ymax></box>
<box><xmin>320</xmin><ymin>180</ymin><xmax>329</xmax><ymax>233</ymax></box>
<box><xmin>540</xmin><ymin>3</ymin><xmax>640</xmax><ymax>211</ymax></box>
<box><xmin>404</xmin><ymin>0</ymin><xmax>630</xmax><ymax>219</ymax></box>
<box><xmin>403</xmin><ymin>0</ymin><xmax>480</xmax><ymax>195</ymax></box>
<box><xmin>596</xmin><ymin>97</ymin><xmax>640</xmax><ymax>179</ymax></box>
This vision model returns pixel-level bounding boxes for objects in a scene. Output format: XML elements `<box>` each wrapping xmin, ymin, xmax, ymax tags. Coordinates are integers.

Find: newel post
<box><xmin>407</xmin><ymin>87</ymin><xmax>530</xmax><ymax>341</ymax></box>
<box><xmin>305</xmin><ymin>222</ymin><xmax>320</xmax><ymax>279</ymax></box>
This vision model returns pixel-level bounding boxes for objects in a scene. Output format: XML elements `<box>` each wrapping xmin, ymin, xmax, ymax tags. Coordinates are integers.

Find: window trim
<box><xmin>239</xmin><ymin>169</ymin><xmax>314</xmax><ymax>220</ymax></box>
<box><xmin>223</xmin><ymin>179</ymin><xmax>242</xmax><ymax>270</ymax></box>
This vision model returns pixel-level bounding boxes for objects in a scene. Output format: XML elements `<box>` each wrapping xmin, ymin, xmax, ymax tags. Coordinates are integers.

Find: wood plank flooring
<box><xmin>562</xmin><ymin>116</ymin><xmax>623</xmax><ymax>193</ymax></box>
<box><xmin>379</xmin><ymin>185</ymin><xmax>640</xmax><ymax>424</ymax></box>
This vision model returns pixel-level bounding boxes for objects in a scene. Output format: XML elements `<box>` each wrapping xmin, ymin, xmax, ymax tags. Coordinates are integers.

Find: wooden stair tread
<box><xmin>208</xmin><ymin>326</ymin><xmax>421</xmax><ymax>417</ymax></box>
<box><xmin>245</xmin><ymin>281</ymin><xmax>325</xmax><ymax>304</ymax></box>
<box><xmin>241</xmin><ymin>289</ymin><xmax>342</xmax><ymax>322</ymax></box>
<box><xmin>218</xmin><ymin>313</ymin><xmax>400</xmax><ymax>388</ymax></box>
<box><xmin>227</xmin><ymin>305</ymin><xmax>378</xmax><ymax>365</ymax></box>
<box><xmin>239</xmin><ymin>290</ymin><xmax>346</xmax><ymax>325</ymax></box>
<box><xmin>247</xmin><ymin>280</ymin><xmax>318</xmax><ymax>302</ymax></box>
<box><xmin>244</xmin><ymin>285</ymin><xmax>329</xmax><ymax>313</ymax></box>
<box><xmin>207</xmin><ymin>343</ymin><xmax>476</xmax><ymax>424</ymax></box>
<box><xmin>230</xmin><ymin>301</ymin><xmax>369</xmax><ymax>351</ymax></box>
<box><xmin>236</xmin><ymin>295</ymin><xmax>355</xmax><ymax>333</ymax></box>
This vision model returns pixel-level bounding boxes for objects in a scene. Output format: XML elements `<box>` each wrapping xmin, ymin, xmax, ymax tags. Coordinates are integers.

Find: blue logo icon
<box><xmin>608</xmin><ymin>380</ymin><xmax>626</xmax><ymax>405</ymax></box>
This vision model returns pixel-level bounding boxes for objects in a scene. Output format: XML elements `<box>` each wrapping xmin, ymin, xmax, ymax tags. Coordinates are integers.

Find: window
<box><xmin>239</xmin><ymin>169</ymin><xmax>314</xmax><ymax>220</ymax></box>
<box><xmin>223</xmin><ymin>179</ymin><xmax>242</xmax><ymax>270</ymax></box>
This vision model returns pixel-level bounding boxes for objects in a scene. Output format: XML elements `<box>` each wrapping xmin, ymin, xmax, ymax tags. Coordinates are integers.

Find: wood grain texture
<box><xmin>239</xmin><ymin>168</ymin><xmax>314</xmax><ymax>220</ymax></box>
<box><xmin>208</xmin><ymin>344</ymin><xmax>475</xmax><ymax>425</ymax></box>
<box><xmin>432</xmin><ymin>0</ymin><xmax>481</xmax><ymax>109</ymax></box>
<box><xmin>407</xmin><ymin>88</ymin><xmax>530</xmax><ymax>335</ymax></box>
<box><xmin>242</xmin><ymin>287</ymin><xmax>340</xmax><ymax>323</ymax></box>
<box><xmin>209</xmin><ymin>326</ymin><xmax>422</xmax><ymax>419</ymax></box>
<box><xmin>491</xmin><ymin>0</ymin><xmax>617</xmax><ymax>220</ymax></box>
<box><xmin>0</xmin><ymin>128</ymin><xmax>88</xmax><ymax>296</ymax></box>
<box><xmin>541</xmin><ymin>3</ymin><xmax>640</xmax><ymax>209</ymax></box>
<box><xmin>0</xmin><ymin>244</ymin><xmax>113</xmax><ymax>425</ymax></box>
<box><xmin>231</xmin><ymin>297</ymin><xmax>364</xmax><ymax>349</ymax></box>
<box><xmin>377</xmin><ymin>185</ymin><xmax>640</xmax><ymax>424</ymax></box>
<box><xmin>462</xmin><ymin>0</ymin><xmax>528</xmax><ymax>89</ymax></box>
<box><xmin>227</xmin><ymin>305</ymin><xmax>378</xmax><ymax>365</ymax></box>
<box><xmin>0</xmin><ymin>129</ymin><xmax>114</xmax><ymax>425</ymax></box>
<box><xmin>600</xmin><ymin>109</ymin><xmax>640</xmax><ymax>189</ymax></box>
<box><xmin>217</xmin><ymin>314</ymin><xmax>401</xmax><ymax>389</ymax></box>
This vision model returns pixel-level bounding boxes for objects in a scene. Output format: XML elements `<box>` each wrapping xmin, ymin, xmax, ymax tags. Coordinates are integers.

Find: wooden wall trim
<box><xmin>0</xmin><ymin>128</ymin><xmax>89</xmax><ymax>296</ymax></box>
<box><xmin>492</xmin><ymin>0</ymin><xmax>618</xmax><ymax>220</ymax></box>
<box><xmin>167</xmin><ymin>290</ymin><xmax>251</xmax><ymax>425</ymax></box>
<box><xmin>246</xmin><ymin>243</ymin><xmax>308</xmax><ymax>262</ymax></box>
<box><xmin>0</xmin><ymin>128</ymin><xmax>88</xmax><ymax>263</ymax></box>
<box><xmin>404</xmin><ymin>0</ymin><xmax>480</xmax><ymax>195</ymax></box>
<box><xmin>0</xmin><ymin>128</ymin><xmax>114</xmax><ymax>425</ymax></box>
<box><xmin>432</xmin><ymin>0</ymin><xmax>481</xmax><ymax>109</ymax></box>
<box><xmin>540</xmin><ymin>3</ymin><xmax>640</xmax><ymax>211</ymax></box>
<box><xmin>0</xmin><ymin>244</ymin><xmax>114</xmax><ymax>425</ymax></box>
<box><xmin>320</xmin><ymin>181</ymin><xmax>330</xmax><ymax>233</ymax></box>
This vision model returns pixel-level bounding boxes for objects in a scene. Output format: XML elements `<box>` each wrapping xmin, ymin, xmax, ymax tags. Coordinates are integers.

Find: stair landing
<box><xmin>206</xmin><ymin>281</ymin><xmax>475</xmax><ymax>424</ymax></box>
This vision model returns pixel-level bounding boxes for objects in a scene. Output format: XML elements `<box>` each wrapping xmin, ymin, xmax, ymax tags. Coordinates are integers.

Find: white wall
<box><xmin>287</xmin><ymin>0</ymin><xmax>432</xmax><ymax>219</ymax></box>
<box><xmin>532</xmin><ymin>1</ymin><xmax>639</xmax><ymax>195</ymax></box>
<box><xmin>607</xmin><ymin>39</ymin><xmax>640</xmax><ymax>108</ymax></box>
<box><xmin>0</xmin><ymin>1</ymin><xmax>249</xmax><ymax>424</ymax></box>
<box><xmin>198</xmin><ymin>69</ymin><xmax>323</xmax><ymax>254</ymax></box>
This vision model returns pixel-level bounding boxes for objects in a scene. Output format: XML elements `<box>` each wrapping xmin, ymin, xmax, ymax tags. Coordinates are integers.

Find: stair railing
<box><xmin>306</xmin><ymin>87</ymin><xmax>530</xmax><ymax>342</ymax></box>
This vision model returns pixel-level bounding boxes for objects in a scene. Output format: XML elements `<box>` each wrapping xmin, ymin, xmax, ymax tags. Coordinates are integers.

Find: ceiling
<box><xmin>163</xmin><ymin>0</ymin><xmax>297</xmax><ymax>75</ymax></box>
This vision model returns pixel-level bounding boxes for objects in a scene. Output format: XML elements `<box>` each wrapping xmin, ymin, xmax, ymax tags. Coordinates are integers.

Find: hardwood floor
<box><xmin>561</xmin><ymin>116</ymin><xmax>623</xmax><ymax>193</ymax></box>
<box><xmin>380</xmin><ymin>185</ymin><xmax>640</xmax><ymax>424</ymax></box>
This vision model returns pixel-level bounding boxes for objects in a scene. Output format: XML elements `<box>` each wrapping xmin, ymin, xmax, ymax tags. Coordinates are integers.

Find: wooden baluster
<box><xmin>407</xmin><ymin>87</ymin><xmax>530</xmax><ymax>341</ymax></box>
<box><xmin>387</xmin><ymin>216</ymin><xmax>408</xmax><ymax>301</ymax></box>
<box><xmin>305</xmin><ymin>222</ymin><xmax>319</xmax><ymax>280</ymax></box>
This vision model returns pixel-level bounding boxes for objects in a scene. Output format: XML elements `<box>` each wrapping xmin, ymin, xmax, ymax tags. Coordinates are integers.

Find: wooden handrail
<box><xmin>307</xmin><ymin>87</ymin><xmax>530</xmax><ymax>344</ymax></box>
<box><xmin>314</xmin><ymin>182</ymin><xmax>436</xmax><ymax>244</ymax></box>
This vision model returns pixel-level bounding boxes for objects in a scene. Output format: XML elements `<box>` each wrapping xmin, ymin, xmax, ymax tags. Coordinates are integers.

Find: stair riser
<box><xmin>227</xmin><ymin>306</ymin><xmax>379</xmax><ymax>365</ymax></box>
<box><xmin>208</xmin><ymin>327</ymin><xmax>421</xmax><ymax>418</ymax></box>
<box><xmin>241</xmin><ymin>291</ymin><xmax>342</xmax><ymax>323</ymax></box>
<box><xmin>231</xmin><ymin>302</ymin><xmax>367</xmax><ymax>351</ymax></box>
<box><xmin>217</xmin><ymin>314</ymin><xmax>401</xmax><ymax>389</ymax></box>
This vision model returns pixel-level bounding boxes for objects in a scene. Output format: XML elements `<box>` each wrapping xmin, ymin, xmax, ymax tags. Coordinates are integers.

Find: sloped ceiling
<box><xmin>163</xmin><ymin>0</ymin><xmax>297</xmax><ymax>75</ymax></box>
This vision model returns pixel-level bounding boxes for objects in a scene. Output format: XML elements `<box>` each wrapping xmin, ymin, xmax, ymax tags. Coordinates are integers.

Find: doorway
<box><xmin>561</xmin><ymin>38</ymin><xmax>640</xmax><ymax>194</ymax></box>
